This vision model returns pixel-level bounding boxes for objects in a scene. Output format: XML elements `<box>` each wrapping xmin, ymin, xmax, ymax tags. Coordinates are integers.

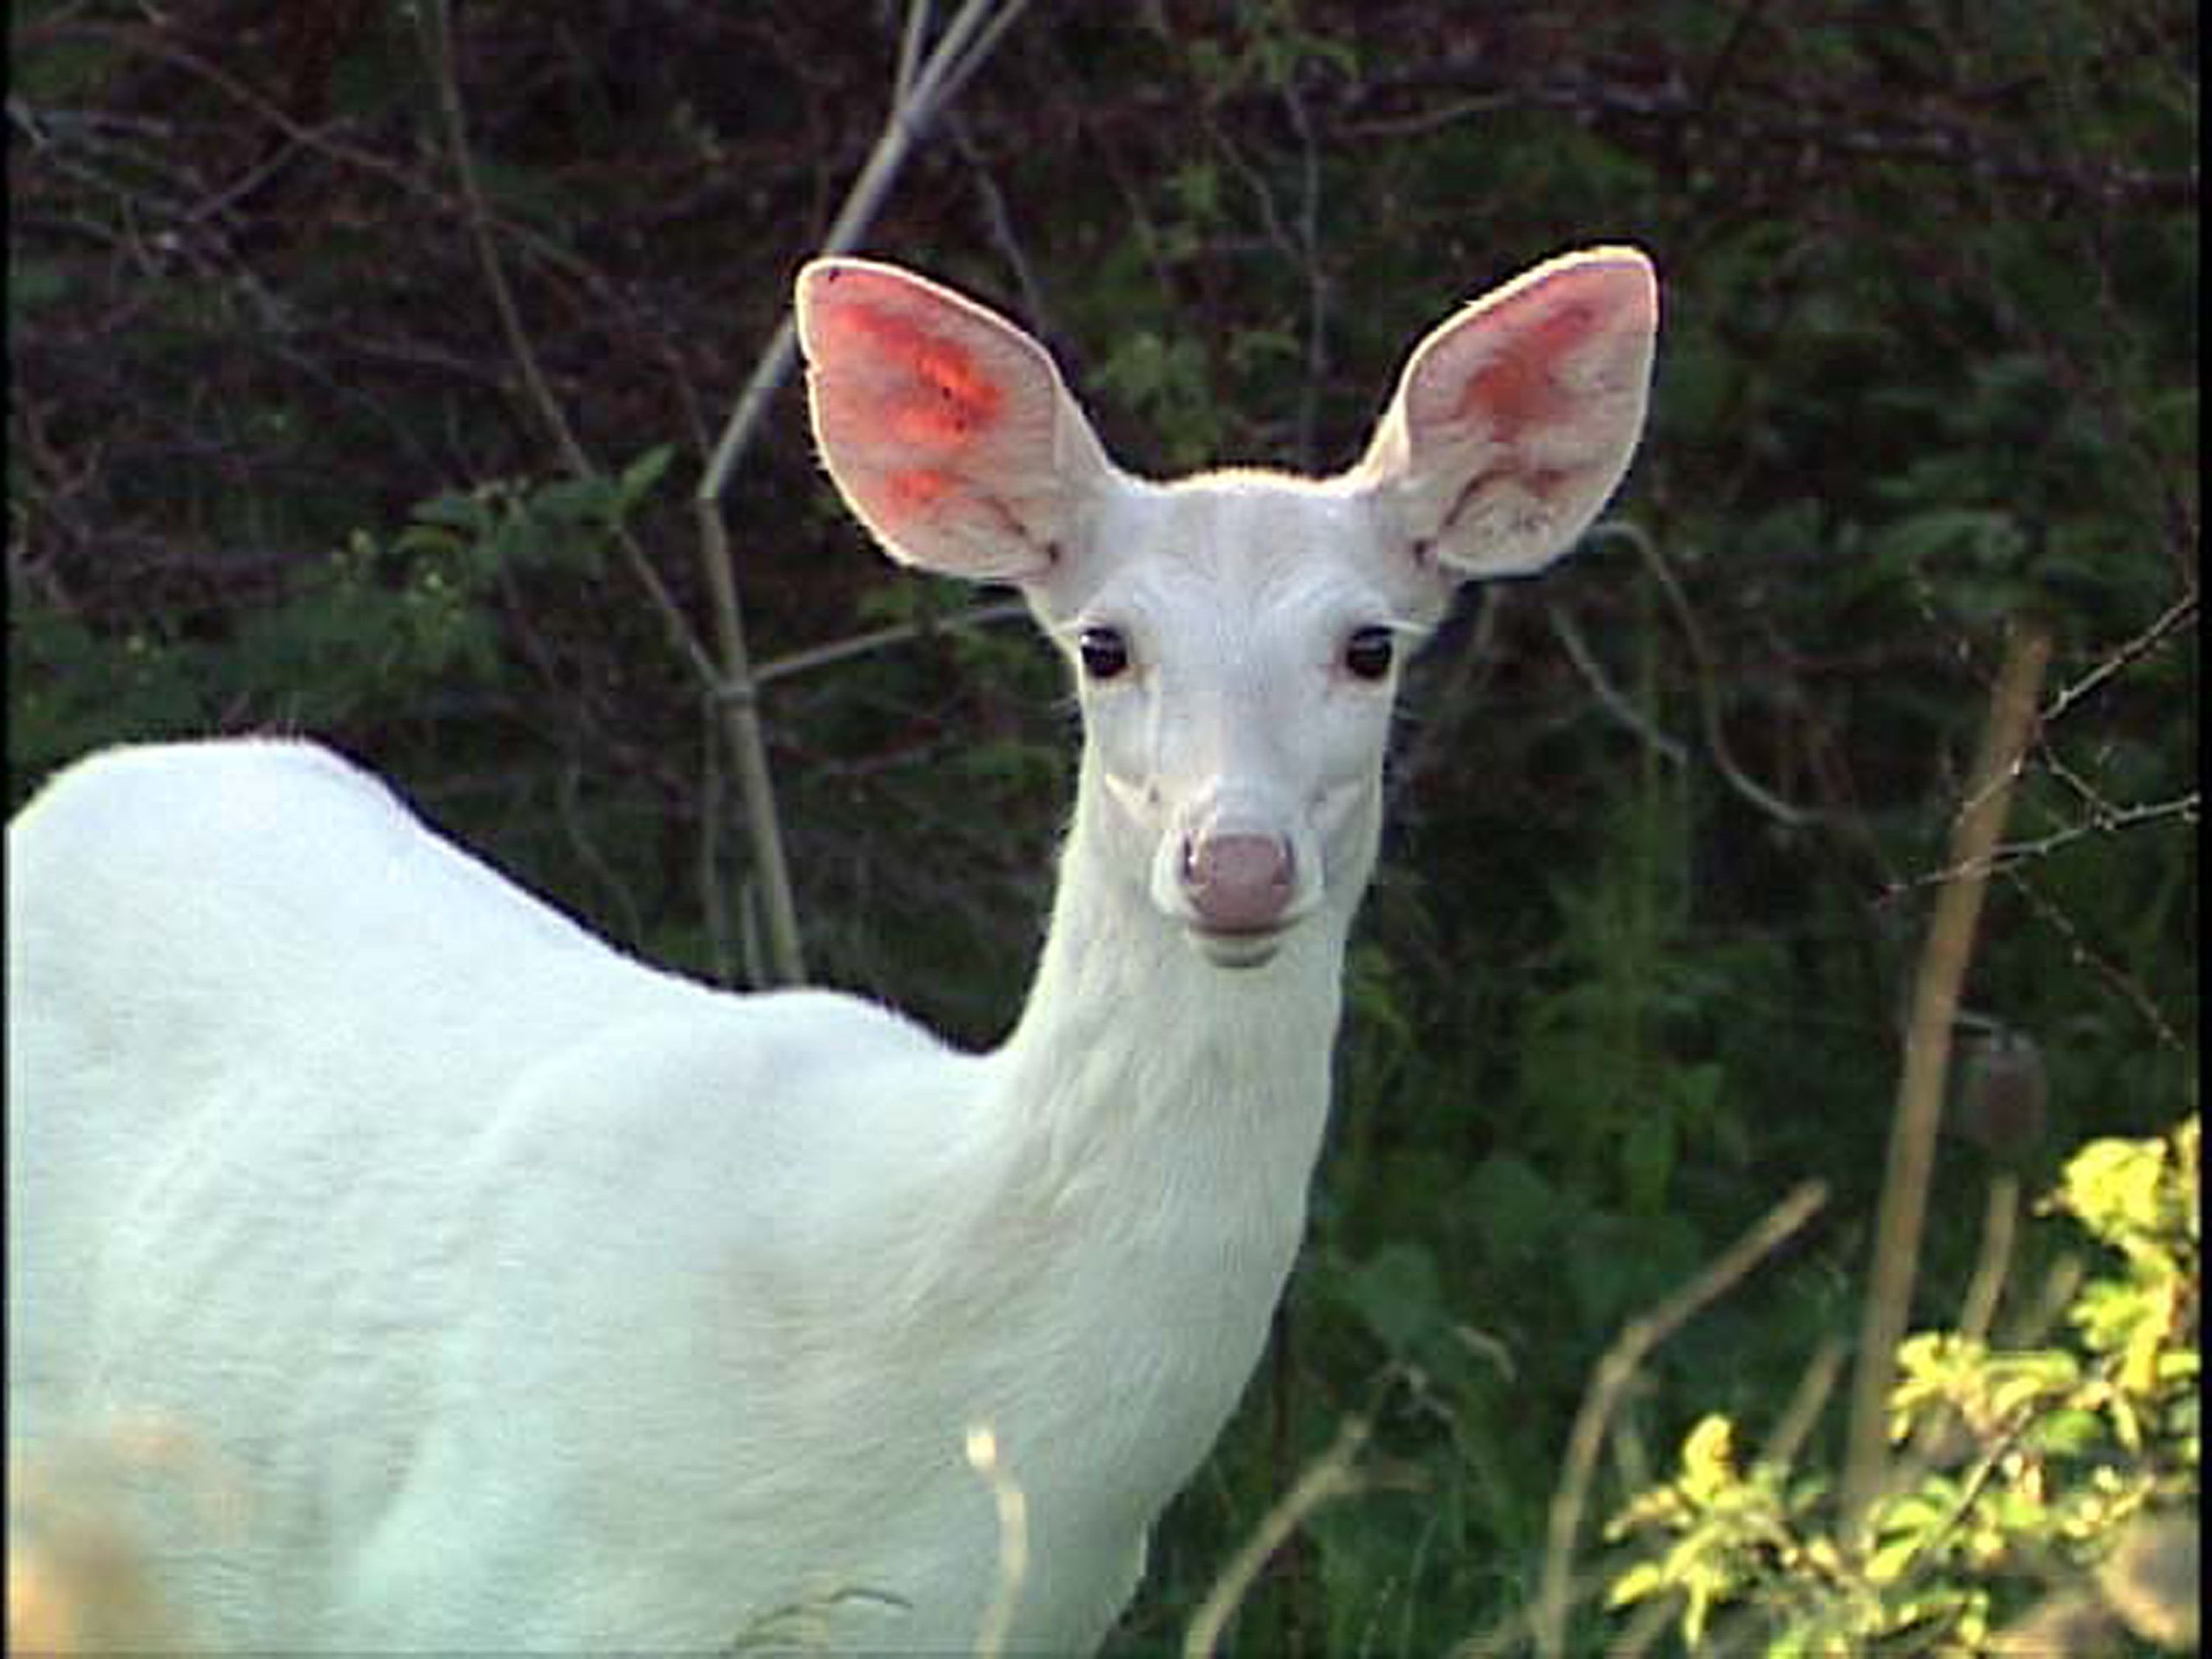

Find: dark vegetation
<box><xmin>8</xmin><ymin>2</ymin><xmax>2195</xmax><ymax>1652</ymax></box>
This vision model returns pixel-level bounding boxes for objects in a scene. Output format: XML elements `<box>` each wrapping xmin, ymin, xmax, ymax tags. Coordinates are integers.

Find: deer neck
<box><xmin>939</xmin><ymin>751</ymin><xmax>1370</xmax><ymax>1571</ymax></box>
<box><xmin>987</xmin><ymin>750</ymin><xmax>1370</xmax><ymax>1229</ymax></box>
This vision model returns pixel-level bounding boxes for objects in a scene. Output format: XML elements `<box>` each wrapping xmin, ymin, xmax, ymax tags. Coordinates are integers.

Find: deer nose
<box><xmin>1182</xmin><ymin>833</ymin><xmax>1294</xmax><ymax>933</ymax></box>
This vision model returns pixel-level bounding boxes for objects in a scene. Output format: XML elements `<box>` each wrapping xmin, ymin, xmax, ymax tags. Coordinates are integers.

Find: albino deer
<box><xmin>6</xmin><ymin>247</ymin><xmax>1656</xmax><ymax>1652</ymax></box>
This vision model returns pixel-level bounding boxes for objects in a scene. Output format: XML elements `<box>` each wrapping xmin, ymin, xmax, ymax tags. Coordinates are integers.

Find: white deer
<box><xmin>6</xmin><ymin>247</ymin><xmax>1656</xmax><ymax>1652</ymax></box>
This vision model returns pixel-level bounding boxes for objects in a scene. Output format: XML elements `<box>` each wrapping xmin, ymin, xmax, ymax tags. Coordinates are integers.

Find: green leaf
<box><xmin>531</xmin><ymin>475</ymin><xmax>622</xmax><ymax>525</ymax></box>
<box><xmin>619</xmin><ymin>442</ymin><xmax>675</xmax><ymax>504</ymax></box>
<box><xmin>1462</xmin><ymin>1154</ymin><xmax>1562</xmax><ymax>1266</ymax></box>
<box><xmin>411</xmin><ymin>490</ymin><xmax>495</xmax><ymax>535</ymax></box>
<box><xmin>1338</xmin><ymin>1242</ymin><xmax>1445</xmax><ymax>1357</ymax></box>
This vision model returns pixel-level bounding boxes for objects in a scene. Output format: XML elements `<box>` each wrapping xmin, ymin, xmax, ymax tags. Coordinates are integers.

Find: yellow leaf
<box><xmin>1607</xmin><ymin>1562</ymin><xmax>1667</xmax><ymax>1609</ymax></box>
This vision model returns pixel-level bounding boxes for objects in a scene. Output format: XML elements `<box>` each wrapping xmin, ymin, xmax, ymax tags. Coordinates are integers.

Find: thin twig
<box><xmin>925</xmin><ymin>0</ymin><xmax>1037</xmax><ymax>113</ymax></box>
<box><xmin>1450</xmin><ymin>1565</ymin><xmax>1614</xmax><ymax>1658</ymax></box>
<box><xmin>698</xmin><ymin>712</ymin><xmax>733</xmax><ymax>987</ymax></box>
<box><xmin>417</xmin><ymin>0</ymin><xmax>713</xmax><ymax>693</ymax></box>
<box><xmin>2003</xmin><ymin>869</ymin><xmax>2186</xmax><ymax>1053</ymax></box>
<box><xmin>947</xmin><ymin>112</ymin><xmax>1050</xmax><ymax>330</ymax></box>
<box><xmin>1978</xmin><ymin>790</ymin><xmax>2197</xmax><ymax>868</ymax></box>
<box><xmin>1895</xmin><ymin>789</ymin><xmax>2197</xmax><ymax>888</ymax></box>
<box><xmin>696</xmin><ymin>0</ymin><xmax>1032</xmax><ymax>503</ymax></box>
<box><xmin>554</xmin><ymin>759</ymin><xmax>644</xmax><ymax>945</ymax></box>
<box><xmin>1896</xmin><ymin>1172</ymin><xmax>2021</xmax><ymax>1472</ymax></box>
<box><xmin>754</xmin><ymin>599</ymin><xmax>1030</xmax><ymax>686</ymax></box>
<box><xmin>2039</xmin><ymin>589</ymin><xmax>2197</xmax><ymax>727</ymax></box>
<box><xmin>1839</xmin><ymin>619</ymin><xmax>2054</xmax><ymax>1530</ymax></box>
<box><xmin>1759</xmin><ymin>1335</ymin><xmax>1848</xmax><ymax>1474</ymax></box>
<box><xmin>689</xmin><ymin>0</ymin><xmax>1034</xmax><ymax>985</ymax></box>
<box><xmin>419</xmin><ymin>2</ymin><xmax>574</xmax><ymax>473</ymax></box>
<box><xmin>692</xmin><ymin>500</ymin><xmax>805</xmax><ymax>984</ymax></box>
<box><xmin>1534</xmin><ymin>1179</ymin><xmax>1829</xmax><ymax>1659</ymax></box>
<box><xmin>2003</xmin><ymin>1256</ymin><xmax>2085</xmax><ymax>1352</ymax></box>
<box><xmin>1585</xmin><ymin>522</ymin><xmax>1818</xmax><ymax>830</ymax></box>
<box><xmin>1282</xmin><ymin>71</ymin><xmax>1328</xmax><ymax>470</ymax></box>
<box><xmin>1182</xmin><ymin>1415</ymin><xmax>1376</xmax><ymax>1659</ymax></box>
<box><xmin>1546</xmin><ymin>602</ymin><xmax>1691</xmax><ymax>766</ymax></box>
<box><xmin>1957</xmin><ymin>1173</ymin><xmax>2020</xmax><ymax>1346</ymax></box>
<box><xmin>892</xmin><ymin>0</ymin><xmax>931</xmax><ymax>105</ymax></box>
<box><xmin>426</xmin><ymin>0</ymin><xmax>781</xmax><ymax>985</ymax></box>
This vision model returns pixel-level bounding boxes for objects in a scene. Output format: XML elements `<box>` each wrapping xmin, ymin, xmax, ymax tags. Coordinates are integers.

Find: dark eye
<box><xmin>1078</xmin><ymin>626</ymin><xmax>1131</xmax><ymax>681</ymax></box>
<box><xmin>1343</xmin><ymin>625</ymin><xmax>1395</xmax><ymax>681</ymax></box>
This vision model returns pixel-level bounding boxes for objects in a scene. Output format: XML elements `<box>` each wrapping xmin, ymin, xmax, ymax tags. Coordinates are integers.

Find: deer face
<box><xmin>1032</xmin><ymin>474</ymin><xmax>1439</xmax><ymax>967</ymax></box>
<box><xmin>796</xmin><ymin>248</ymin><xmax>1658</xmax><ymax>970</ymax></box>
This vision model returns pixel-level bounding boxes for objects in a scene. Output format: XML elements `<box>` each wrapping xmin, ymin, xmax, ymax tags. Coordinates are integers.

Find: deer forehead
<box><xmin>1053</xmin><ymin>469</ymin><xmax>1430</xmax><ymax>639</ymax></box>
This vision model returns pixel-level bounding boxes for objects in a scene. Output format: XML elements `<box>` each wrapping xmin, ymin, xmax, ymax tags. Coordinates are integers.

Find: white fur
<box><xmin>7</xmin><ymin>248</ymin><xmax>1655</xmax><ymax>1651</ymax></box>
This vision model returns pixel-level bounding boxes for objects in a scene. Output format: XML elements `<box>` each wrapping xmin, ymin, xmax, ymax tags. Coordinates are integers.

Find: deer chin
<box><xmin>1187</xmin><ymin>922</ymin><xmax>1289</xmax><ymax>970</ymax></box>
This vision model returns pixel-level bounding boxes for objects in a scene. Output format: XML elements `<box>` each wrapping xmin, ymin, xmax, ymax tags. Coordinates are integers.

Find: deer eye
<box><xmin>1078</xmin><ymin>626</ymin><xmax>1132</xmax><ymax>681</ymax></box>
<box><xmin>1342</xmin><ymin>625</ymin><xmax>1395</xmax><ymax>681</ymax></box>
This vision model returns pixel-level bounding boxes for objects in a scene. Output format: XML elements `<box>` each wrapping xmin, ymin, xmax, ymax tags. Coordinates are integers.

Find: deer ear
<box><xmin>1358</xmin><ymin>247</ymin><xmax>1657</xmax><ymax>580</ymax></box>
<box><xmin>797</xmin><ymin>259</ymin><xmax>1111</xmax><ymax>583</ymax></box>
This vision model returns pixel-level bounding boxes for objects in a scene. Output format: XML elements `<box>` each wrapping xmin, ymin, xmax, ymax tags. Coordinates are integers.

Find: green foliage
<box><xmin>1091</xmin><ymin>328</ymin><xmax>1222</xmax><ymax>470</ymax></box>
<box><xmin>1514</xmin><ymin>772</ymin><xmax>1753</xmax><ymax>1219</ymax></box>
<box><xmin>1170</xmin><ymin>0</ymin><xmax>1360</xmax><ymax>99</ymax></box>
<box><xmin>1605</xmin><ymin>1116</ymin><xmax>2200</xmax><ymax>1655</ymax></box>
<box><xmin>11</xmin><ymin>451</ymin><xmax>671</xmax><ymax>796</ymax></box>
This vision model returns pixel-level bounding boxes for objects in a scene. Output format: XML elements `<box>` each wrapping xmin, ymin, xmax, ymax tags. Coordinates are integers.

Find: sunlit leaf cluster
<box><xmin>1606</xmin><ymin>1116</ymin><xmax>2199</xmax><ymax>1654</ymax></box>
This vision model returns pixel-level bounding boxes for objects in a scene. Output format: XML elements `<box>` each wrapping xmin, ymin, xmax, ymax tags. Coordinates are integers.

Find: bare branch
<box><xmin>1545</xmin><ymin>602</ymin><xmax>1691</xmax><ymax>768</ymax></box>
<box><xmin>690</xmin><ymin>0</ymin><xmax>1037</xmax><ymax>986</ymax></box>
<box><xmin>1840</xmin><ymin>619</ymin><xmax>2053</xmax><ymax>1531</ymax></box>
<box><xmin>2003</xmin><ymin>869</ymin><xmax>2188</xmax><ymax>1054</ymax></box>
<box><xmin>1182</xmin><ymin>1414</ymin><xmax>1382</xmax><ymax>1659</ymax></box>
<box><xmin>754</xmin><ymin>599</ymin><xmax>1030</xmax><ymax>688</ymax></box>
<box><xmin>416</xmin><ymin>0</ymin><xmax>716</xmax><ymax>689</ymax></box>
<box><xmin>1901</xmin><ymin>789</ymin><xmax>2198</xmax><ymax>885</ymax></box>
<box><xmin>1585</xmin><ymin>521</ymin><xmax>1818</xmax><ymax>829</ymax></box>
<box><xmin>1536</xmin><ymin>1180</ymin><xmax>1830</xmax><ymax>1658</ymax></box>
<box><xmin>2041</xmin><ymin>588</ymin><xmax>2199</xmax><ymax>728</ymax></box>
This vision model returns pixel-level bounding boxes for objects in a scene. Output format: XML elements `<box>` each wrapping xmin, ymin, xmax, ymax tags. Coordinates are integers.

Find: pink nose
<box><xmin>1183</xmin><ymin>834</ymin><xmax>1293</xmax><ymax>933</ymax></box>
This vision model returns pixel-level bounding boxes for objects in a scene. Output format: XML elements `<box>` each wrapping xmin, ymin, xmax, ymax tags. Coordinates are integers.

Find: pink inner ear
<box><xmin>1455</xmin><ymin>293</ymin><xmax>1601</xmax><ymax>442</ymax></box>
<box><xmin>886</xmin><ymin>466</ymin><xmax>954</xmax><ymax>515</ymax></box>
<box><xmin>808</xmin><ymin>275</ymin><xmax>1019</xmax><ymax>531</ymax></box>
<box><xmin>816</xmin><ymin>288</ymin><xmax>1006</xmax><ymax>444</ymax></box>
